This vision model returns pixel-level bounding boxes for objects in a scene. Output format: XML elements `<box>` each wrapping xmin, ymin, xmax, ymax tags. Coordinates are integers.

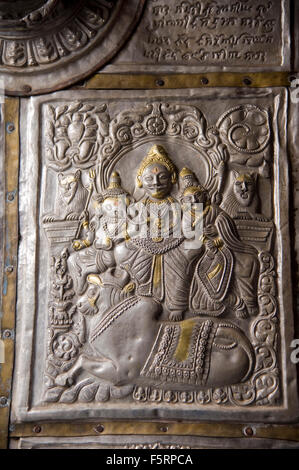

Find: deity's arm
<box><xmin>72</xmin><ymin>215</ymin><xmax>96</xmax><ymax>251</ymax></box>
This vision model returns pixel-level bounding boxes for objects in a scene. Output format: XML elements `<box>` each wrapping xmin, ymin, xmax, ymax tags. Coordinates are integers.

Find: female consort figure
<box><xmin>67</xmin><ymin>171</ymin><xmax>131</xmax><ymax>294</ymax></box>
<box><xmin>179</xmin><ymin>167</ymin><xmax>259</xmax><ymax>319</ymax></box>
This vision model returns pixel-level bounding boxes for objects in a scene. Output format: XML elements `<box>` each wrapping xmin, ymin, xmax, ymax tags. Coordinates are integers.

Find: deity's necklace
<box><xmin>102</xmin><ymin>217</ymin><xmax>128</xmax><ymax>242</ymax></box>
<box><xmin>189</xmin><ymin>204</ymin><xmax>211</xmax><ymax>227</ymax></box>
<box><xmin>144</xmin><ymin>196</ymin><xmax>177</xmax><ymax>240</ymax></box>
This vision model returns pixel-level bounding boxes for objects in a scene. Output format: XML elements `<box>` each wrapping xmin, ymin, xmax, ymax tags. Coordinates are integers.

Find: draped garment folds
<box><xmin>190</xmin><ymin>203</ymin><xmax>259</xmax><ymax>316</ymax></box>
<box><xmin>122</xmin><ymin>202</ymin><xmax>258</xmax><ymax>317</ymax></box>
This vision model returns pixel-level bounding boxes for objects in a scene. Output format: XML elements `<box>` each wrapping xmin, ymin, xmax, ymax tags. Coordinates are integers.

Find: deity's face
<box><xmin>181</xmin><ymin>190</ymin><xmax>206</xmax><ymax>205</ymax></box>
<box><xmin>140</xmin><ymin>163</ymin><xmax>172</xmax><ymax>200</ymax></box>
<box><xmin>101</xmin><ymin>196</ymin><xmax>128</xmax><ymax>219</ymax></box>
<box><xmin>233</xmin><ymin>177</ymin><xmax>255</xmax><ymax>207</ymax></box>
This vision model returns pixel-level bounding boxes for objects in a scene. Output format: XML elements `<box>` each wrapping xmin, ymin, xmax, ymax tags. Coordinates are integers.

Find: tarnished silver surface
<box><xmin>288</xmin><ymin>77</ymin><xmax>299</xmax><ymax>312</ymax></box>
<box><xmin>10</xmin><ymin>435</ymin><xmax>299</xmax><ymax>449</ymax></box>
<box><xmin>104</xmin><ymin>0</ymin><xmax>291</xmax><ymax>73</ymax></box>
<box><xmin>294</xmin><ymin>1</ymin><xmax>299</xmax><ymax>72</ymax></box>
<box><xmin>11</xmin><ymin>88</ymin><xmax>297</xmax><ymax>424</ymax></box>
<box><xmin>0</xmin><ymin>0</ymin><xmax>145</xmax><ymax>95</ymax></box>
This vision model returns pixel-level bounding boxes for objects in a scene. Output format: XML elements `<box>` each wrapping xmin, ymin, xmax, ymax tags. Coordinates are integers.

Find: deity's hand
<box><xmin>72</xmin><ymin>240</ymin><xmax>83</xmax><ymax>251</ymax></box>
<box><xmin>204</xmin><ymin>224</ymin><xmax>218</xmax><ymax>238</ymax></box>
<box><xmin>79</xmin><ymin>209</ymin><xmax>89</xmax><ymax>221</ymax></box>
<box><xmin>212</xmin><ymin>191</ymin><xmax>222</xmax><ymax>205</ymax></box>
<box><xmin>205</xmin><ymin>238</ymin><xmax>218</xmax><ymax>255</ymax></box>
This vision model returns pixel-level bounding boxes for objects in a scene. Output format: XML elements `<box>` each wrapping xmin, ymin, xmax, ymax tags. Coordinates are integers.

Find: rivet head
<box><xmin>6</xmin><ymin>122</ymin><xmax>15</xmax><ymax>133</ymax></box>
<box><xmin>243</xmin><ymin>426</ymin><xmax>254</xmax><ymax>437</ymax></box>
<box><xmin>5</xmin><ymin>265</ymin><xmax>13</xmax><ymax>274</ymax></box>
<box><xmin>7</xmin><ymin>192</ymin><xmax>15</xmax><ymax>202</ymax></box>
<box><xmin>160</xmin><ymin>425</ymin><xmax>168</xmax><ymax>433</ymax></box>
<box><xmin>33</xmin><ymin>425</ymin><xmax>42</xmax><ymax>433</ymax></box>
<box><xmin>155</xmin><ymin>79</ymin><xmax>165</xmax><ymax>87</ymax></box>
<box><xmin>3</xmin><ymin>329</ymin><xmax>12</xmax><ymax>339</ymax></box>
<box><xmin>243</xmin><ymin>77</ymin><xmax>252</xmax><ymax>86</ymax></box>
<box><xmin>22</xmin><ymin>84</ymin><xmax>32</xmax><ymax>93</ymax></box>
<box><xmin>201</xmin><ymin>77</ymin><xmax>209</xmax><ymax>85</ymax></box>
<box><xmin>95</xmin><ymin>424</ymin><xmax>104</xmax><ymax>433</ymax></box>
<box><xmin>0</xmin><ymin>396</ymin><xmax>8</xmax><ymax>406</ymax></box>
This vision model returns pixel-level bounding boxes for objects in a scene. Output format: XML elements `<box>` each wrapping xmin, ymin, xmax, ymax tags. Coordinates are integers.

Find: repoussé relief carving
<box><xmin>42</xmin><ymin>100</ymin><xmax>278</xmax><ymax>407</ymax></box>
<box><xmin>0</xmin><ymin>0</ymin><xmax>145</xmax><ymax>95</ymax></box>
<box><xmin>0</xmin><ymin>1</ymin><xmax>117</xmax><ymax>67</ymax></box>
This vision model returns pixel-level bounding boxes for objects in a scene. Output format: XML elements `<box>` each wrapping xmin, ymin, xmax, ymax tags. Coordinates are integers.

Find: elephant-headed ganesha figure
<box><xmin>61</xmin><ymin>145</ymin><xmax>259</xmax><ymax>398</ymax></box>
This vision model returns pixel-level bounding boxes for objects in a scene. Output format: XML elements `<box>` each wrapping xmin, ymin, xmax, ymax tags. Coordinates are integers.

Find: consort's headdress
<box><xmin>136</xmin><ymin>145</ymin><xmax>177</xmax><ymax>187</ymax></box>
<box><xmin>179</xmin><ymin>167</ymin><xmax>206</xmax><ymax>197</ymax></box>
<box><xmin>95</xmin><ymin>171</ymin><xmax>128</xmax><ymax>202</ymax></box>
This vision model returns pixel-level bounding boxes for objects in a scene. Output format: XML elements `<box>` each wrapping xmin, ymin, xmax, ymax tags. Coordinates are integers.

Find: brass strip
<box><xmin>0</xmin><ymin>98</ymin><xmax>19</xmax><ymax>449</ymax></box>
<box><xmin>174</xmin><ymin>319</ymin><xmax>195</xmax><ymax>362</ymax></box>
<box><xmin>10</xmin><ymin>422</ymin><xmax>299</xmax><ymax>442</ymax></box>
<box><xmin>85</xmin><ymin>72</ymin><xmax>291</xmax><ymax>89</ymax></box>
<box><xmin>153</xmin><ymin>254</ymin><xmax>162</xmax><ymax>288</ymax></box>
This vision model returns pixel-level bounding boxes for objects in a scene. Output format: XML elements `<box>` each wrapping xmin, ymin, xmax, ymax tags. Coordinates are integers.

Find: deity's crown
<box><xmin>101</xmin><ymin>171</ymin><xmax>128</xmax><ymax>198</ymax></box>
<box><xmin>136</xmin><ymin>145</ymin><xmax>177</xmax><ymax>182</ymax></box>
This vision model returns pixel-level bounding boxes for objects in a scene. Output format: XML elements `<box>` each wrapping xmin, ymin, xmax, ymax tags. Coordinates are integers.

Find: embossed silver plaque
<box><xmin>105</xmin><ymin>0</ymin><xmax>290</xmax><ymax>73</ymax></box>
<box><xmin>11</xmin><ymin>88</ymin><xmax>297</xmax><ymax>425</ymax></box>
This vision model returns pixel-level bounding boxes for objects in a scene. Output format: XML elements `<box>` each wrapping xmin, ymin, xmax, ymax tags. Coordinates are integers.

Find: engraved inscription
<box><xmin>113</xmin><ymin>0</ymin><xmax>285</xmax><ymax>68</ymax></box>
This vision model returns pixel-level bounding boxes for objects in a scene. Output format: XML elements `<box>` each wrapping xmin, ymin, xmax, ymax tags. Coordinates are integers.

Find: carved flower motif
<box><xmin>163</xmin><ymin>390</ymin><xmax>176</xmax><ymax>402</ymax></box>
<box><xmin>52</xmin><ymin>334</ymin><xmax>78</xmax><ymax>361</ymax></box>
<box><xmin>146</xmin><ymin>115</ymin><xmax>167</xmax><ymax>135</ymax></box>
<box><xmin>212</xmin><ymin>388</ymin><xmax>228</xmax><ymax>404</ymax></box>
<box><xmin>217</xmin><ymin>105</ymin><xmax>270</xmax><ymax>155</ymax></box>
<box><xmin>196</xmin><ymin>390</ymin><xmax>210</xmax><ymax>404</ymax></box>
<box><xmin>133</xmin><ymin>386</ymin><xmax>147</xmax><ymax>402</ymax></box>
<box><xmin>46</xmin><ymin>102</ymin><xmax>107</xmax><ymax>170</ymax></box>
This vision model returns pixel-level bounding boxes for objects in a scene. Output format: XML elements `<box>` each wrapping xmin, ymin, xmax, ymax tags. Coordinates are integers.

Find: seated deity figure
<box><xmin>179</xmin><ymin>168</ymin><xmax>259</xmax><ymax>318</ymax></box>
<box><xmin>67</xmin><ymin>171</ymin><xmax>131</xmax><ymax>294</ymax></box>
<box><xmin>114</xmin><ymin>144</ymin><xmax>200</xmax><ymax>321</ymax></box>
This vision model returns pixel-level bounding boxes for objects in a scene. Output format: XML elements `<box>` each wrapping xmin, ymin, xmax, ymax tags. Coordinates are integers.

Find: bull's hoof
<box><xmin>55</xmin><ymin>373</ymin><xmax>75</xmax><ymax>387</ymax></box>
<box><xmin>95</xmin><ymin>384</ymin><xmax>110</xmax><ymax>402</ymax></box>
<box><xmin>110</xmin><ymin>384</ymin><xmax>134</xmax><ymax>399</ymax></box>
